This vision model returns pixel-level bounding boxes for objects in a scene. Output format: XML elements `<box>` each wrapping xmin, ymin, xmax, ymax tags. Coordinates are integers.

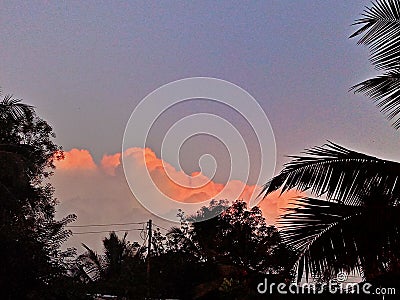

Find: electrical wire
<box><xmin>152</xmin><ymin>223</ymin><xmax>169</xmax><ymax>231</ymax></box>
<box><xmin>66</xmin><ymin>221</ymin><xmax>146</xmax><ymax>228</ymax></box>
<box><xmin>67</xmin><ymin>220</ymin><xmax>169</xmax><ymax>237</ymax></box>
<box><xmin>72</xmin><ymin>228</ymin><xmax>144</xmax><ymax>235</ymax></box>
<box><xmin>140</xmin><ymin>222</ymin><xmax>147</xmax><ymax>241</ymax></box>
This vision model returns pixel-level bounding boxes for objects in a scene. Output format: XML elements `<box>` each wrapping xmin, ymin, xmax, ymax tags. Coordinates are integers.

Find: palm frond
<box><xmin>280</xmin><ymin>197</ymin><xmax>400</xmax><ymax>282</ymax></box>
<box><xmin>351</xmin><ymin>71</ymin><xmax>400</xmax><ymax>128</ymax></box>
<box><xmin>0</xmin><ymin>94</ymin><xmax>34</xmax><ymax>122</ymax></box>
<box><xmin>350</xmin><ymin>0</ymin><xmax>400</xmax><ymax>71</ymax></box>
<box><xmin>261</xmin><ymin>142</ymin><xmax>400</xmax><ymax>205</ymax></box>
<box><xmin>79</xmin><ymin>243</ymin><xmax>106</xmax><ymax>281</ymax></box>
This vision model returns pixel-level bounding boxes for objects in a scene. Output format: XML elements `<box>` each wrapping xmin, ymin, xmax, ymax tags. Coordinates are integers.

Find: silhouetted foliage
<box><xmin>350</xmin><ymin>0</ymin><xmax>400</xmax><ymax>128</ymax></box>
<box><xmin>75</xmin><ymin>232</ymin><xmax>147</xmax><ymax>298</ymax></box>
<box><xmin>0</xmin><ymin>91</ymin><xmax>77</xmax><ymax>299</ymax></box>
<box><xmin>151</xmin><ymin>200</ymin><xmax>294</xmax><ymax>299</ymax></box>
<box><xmin>262</xmin><ymin>0</ymin><xmax>400</xmax><ymax>285</ymax></box>
<box><xmin>71</xmin><ymin>201</ymin><xmax>293</xmax><ymax>299</ymax></box>
<box><xmin>262</xmin><ymin>135</ymin><xmax>400</xmax><ymax>282</ymax></box>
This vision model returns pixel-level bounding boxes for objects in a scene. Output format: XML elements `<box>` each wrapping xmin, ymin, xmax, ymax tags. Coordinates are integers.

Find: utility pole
<box><xmin>146</xmin><ymin>219</ymin><xmax>152</xmax><ymax>298</ymax></box>
<box><xmin>147</xmin><ymin>219</ymin><xmax>152</xmax><ymax>259</ymax></box>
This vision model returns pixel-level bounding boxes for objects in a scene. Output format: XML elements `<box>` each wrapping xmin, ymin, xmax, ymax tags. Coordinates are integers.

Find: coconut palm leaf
<box><xmin>351</xmin><ymin>71</ymin><xmax>400</xmax><ymax>129</ymax></box>
<box><xmin>263</xmin><ymin>0</ymin><xmax>400</xmax><ymax>284</ymax></box>
<box><xmin>280</xmin><ymin>197</ymin><xmax>400</xmax><ymax>282</ymax></box>
<box><xmin>261</xmin><ymin>142</ymin><xmax>400</xmax><ymax>206</ymax></box>
<box><xmin>350</xmin><ymin>0</ymin><xmax>400</xmax><ymax>129</ymax></box>
<box><xmin>79</xmin><ymin>243</ymin><xmax>106</xmax><ymax>281</ymax></box>
<box><xmin>350</xmin><ymin>0</ymin><xmax>400</xmax><ymax>71</ymax></box>
<box><xmin>0</xmin><ymin>94</ymin><xmax>33</xmax><ymax>122</ymax></box>
<box><xmin>281</xmin><ymin>197</ymin><xmax>363</xmax><ymax>283</ymax></box>
<box><xmin>103</xmin><ymin>231</ymin><xmax>137</xmax><ymax>277</ymax></box>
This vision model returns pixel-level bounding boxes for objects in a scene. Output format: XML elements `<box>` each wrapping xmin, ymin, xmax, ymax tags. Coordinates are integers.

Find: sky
<box><xmin>2</xmin><ymin>0</ymin><xmax>400</xmax><ymax>251</ymax></box>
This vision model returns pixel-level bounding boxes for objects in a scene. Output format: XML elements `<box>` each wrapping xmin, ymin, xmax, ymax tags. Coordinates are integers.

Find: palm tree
<box><xmin>0</xmin><ymin>91</ymin><xmax>33</xmax><ymax>122</ymax></box>
<box><xmin>261</xmin><ymin>0</ymin><xmax>400</xmax><ymax>283</ymax></box>
<box><xmin>262</xmin><ymin>142</ymin><xmax>400</xmax><ymax>282</ymax></box>
<box><xmin>76</xmin><ymin>232</ymin><xmax>141</xmax><ymax>282</ymax></box>
<box><xmin>0</xmin><ymin>92</ymin><xmax>39</xmax><ymax>199</ymax></box>
<box><xmin>0</xmin><ymin>90</ymin><xmax>35</xmax><ymax>178</ymax></box>
<box><xmin>75</xmin><ymin>232</ymin><xmax>146</xmax><ymax>298</ymax></box>
<box><xmin>350</xmin><ymin>0</ymin><xmax>400</xmax><ymax>128</ymax></box>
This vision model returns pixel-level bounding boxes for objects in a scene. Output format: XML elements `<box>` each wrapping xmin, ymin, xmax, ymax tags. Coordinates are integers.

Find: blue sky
<box><xmin>3</xmin><ymin>1</ymin><xmax>397</xmax><ymax>168</ymax></box>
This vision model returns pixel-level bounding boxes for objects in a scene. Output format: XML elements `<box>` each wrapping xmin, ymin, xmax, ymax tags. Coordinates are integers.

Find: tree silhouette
<box><xmin>161</xmin><ymin>200</ymin><xmax>294</xmax><ymax>298</ymax></box>
<box><xmin>262</xmin><ymin>0</ymin><xmax>400</xmax><ymax>284</ymax></box>
<box><xmin>183</xmin><ymin>200</ymin><xmax>293</xmax><ymax>275</ymax></box>
<box><xmin>76</xmin><ymin>232</ymin><xmax>146</xmax><ymax>298</ymax></box>
<box><xmin>0</xmin><ymin>91</ymin><xmax>76</xmax><ymax>298</ymax></box>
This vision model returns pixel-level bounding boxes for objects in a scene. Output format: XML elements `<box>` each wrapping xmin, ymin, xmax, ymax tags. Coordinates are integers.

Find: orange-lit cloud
<box><xmin>122</xmin><ymin>147</ymin><xmax>258</xmax><ymax>204</ymax></box>
<box><xmin>101</xmin><ymin>153</ymin><xmax>121</xmax><ymax>175</ymax></box>
<box><xmin>54</xmin><ymin>147</ymin><xmax>302</xmax><ymax>252</ymax></box>
<box><xmin>258</xmin><ymin>189</ymin><xmax>301</xmax><ymax>224</ymax></box>
<box><xmin>55</xmin><ymin>148</ymin><xmax>97</xmax><ymax>171</ymax></box>
<box><xmin>55</xmin><ymin>147</ymin><xmax>302</xmax><ymax>225</ymax></box>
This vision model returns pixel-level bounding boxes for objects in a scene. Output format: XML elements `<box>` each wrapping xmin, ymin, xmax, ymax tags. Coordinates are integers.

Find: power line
<box><xmin>140</xmin><ymin>222</ymin><xmax>148</xmax><ymax>241</ymax></box>
<box><xmin>68</xmin><ymin>221</ymin><xmax>170</xmax><ymax>235</ymax></box>
<box><xmin>139</xmin><ymin>226</ymin><xmax>148</xmax><ymax>247</ymax></box>
<box><xmin>152</xmin><ymin>223</ymin><xmax>169</xmax><ymax>231</ymax></box>
<box><xmin>72</xmin><ymin>228</ymin><xmax>144</xmax><ymax>235</ymax></box>
<box><xmin>67</xmin><ymin>221</ymin><xmax>146</xmax><ymax>228</ymax></box>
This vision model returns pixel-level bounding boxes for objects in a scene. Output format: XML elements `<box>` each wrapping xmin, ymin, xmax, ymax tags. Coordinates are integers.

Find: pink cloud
<box><xmin>55</xmin><ymin>148</ymin><xmax>97</xmax><ymax>171</ymax></box>
<box><xmin>101</xmin><ymin>153</ymin><xmax>121</xmax><ymax>176</ymax></box>
<box><xmin>53</xmin><ymin>147</ymin><xmax>303</xmax><ymax>252</ymax></box>
<box><xmin>258</xmin><ymin>189</ymin><xmax>301</xmax><ymax>224</ymax></box>
<box><xmin>56</xmin><ymin>147</ymin><xmax>301</xmax><ymax>224</ymax></box>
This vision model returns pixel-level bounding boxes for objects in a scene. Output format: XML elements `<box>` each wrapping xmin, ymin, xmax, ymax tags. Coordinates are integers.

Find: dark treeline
<box><xmin>71</xmin><ymin>200</ymin><xmax>294</xmax><ymax>299</ymax></box>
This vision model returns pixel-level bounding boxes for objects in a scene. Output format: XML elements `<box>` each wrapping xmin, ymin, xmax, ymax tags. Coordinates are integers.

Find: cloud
<box><xmin>53</xmin><ymin>147</ymin><xmax>301</xmax><ymax>251</ymax></box>
<box><xmin>101</xmin><ymin>153</ymin><xmax>121</xmax><ymax>176</ymax></box>
<box><xmin>122</xmin><ymin>147</ymin><xmax>261</xmax><ymax>205</ymax></box>
<box><xmin>55</xmin><ymin>148</ymin><xmax>97</xmax><ymax>171</ymax></box>
<box><xmin>258</xmin><ymin>189</ymin><xmax>301</xmax><ymax>224</ymax></box>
